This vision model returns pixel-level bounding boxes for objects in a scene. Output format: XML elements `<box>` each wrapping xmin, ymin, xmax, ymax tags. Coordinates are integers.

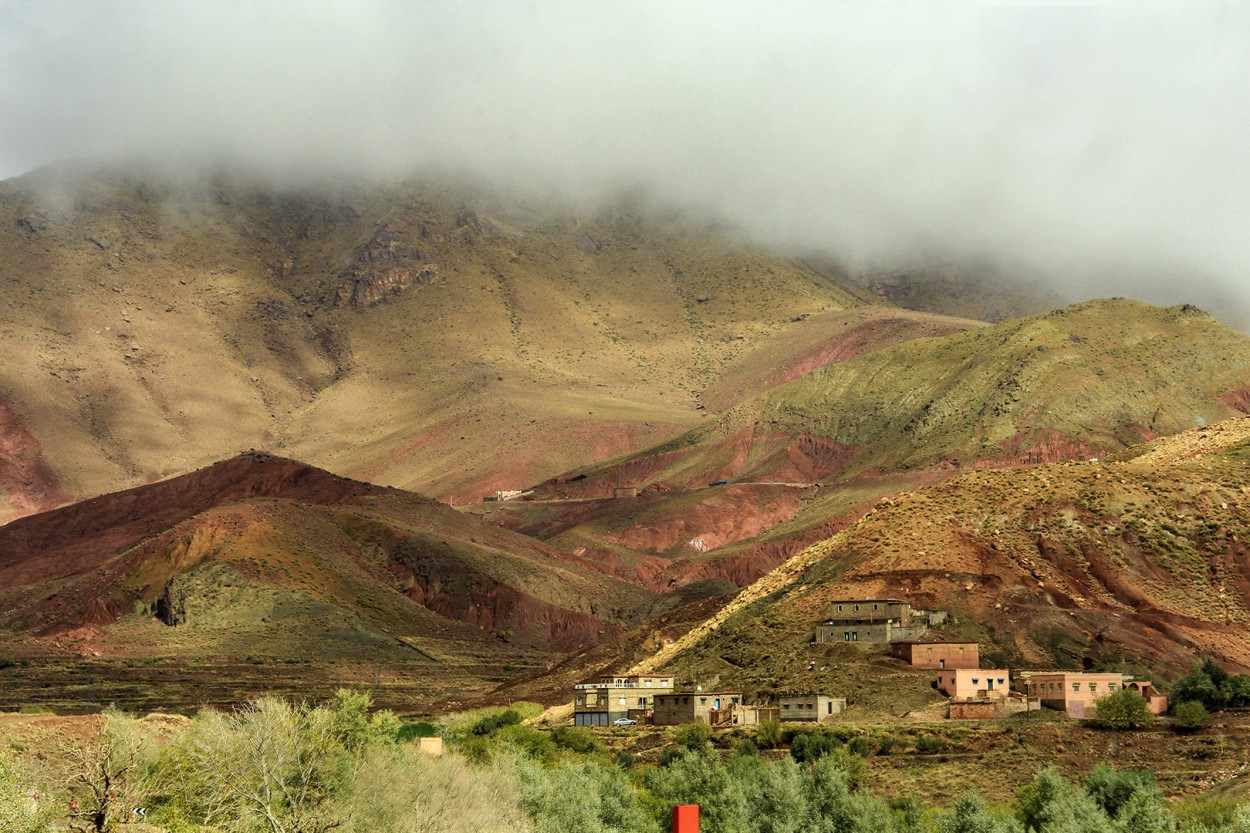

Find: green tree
<box><xmin>1172</xmin><ymin>701</ymin><xmax>1209</xmax><ymax>732</ymax></box>
<box><xmin>644</xmin><ymin>751</ymin><xmax>749</xmax><ymax>833</ymax></box>
<box><xmin>1083</xmin><ymin>764</ymin><xmax>1159</xmax><ymax>818</ymax></box>
<box><xmin>1170</xmin><ymin>664</ymin><xmax>1221</xmax><ymax>710</ymax></box>
<box><xmin>521</xmin><ymin>760</ymin><xmax>654</xmax><ymax>833</ymax></box>
<box><xmin>1092</xmin><ymin>689</ymin><xmax>1154</xmax><ymax>730</ymax></box>
<box><xmin>1015</xmin><ymin>768</ymin><xmax>1114</xmax><ymax>833</ymax></box>
<box><xmin>937</xmin><ymin>793</ymin><xmax>1023</xmax><ymax>833</ymax></box>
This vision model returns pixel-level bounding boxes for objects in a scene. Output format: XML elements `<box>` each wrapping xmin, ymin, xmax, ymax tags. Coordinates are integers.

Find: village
<box><xmin>571</xmin><ymin>598</ymin><xmax>1169</xmax><ymax>727</ymax></box>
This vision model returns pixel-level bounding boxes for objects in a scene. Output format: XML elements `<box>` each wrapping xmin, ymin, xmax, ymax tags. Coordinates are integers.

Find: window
<box><xmin>837</xmin><ymin>604</ymin><xmax>844</xmax><ymax>612</ymax></box>
<box><xmin>619</xmin><ymin>698</ymin><xmax>626</xmax><ymax>705</ymax></box>
<box><xmin>997</xmin><ymin>678</ymin><xmax>1005</xmax><ymax>685</ymax></box>
<box><xmin>1073</xmin><ymin>683</ymin><xmax>1081</xmax><ymax>692</ymax></box>
<box><xmin>972</xmin><ymin>678</ymin><xmax>980</xmax><ymax>685</ymax></box>
<box><xmin>873</xmin><ymin>603</ymin><xmax>879</xmax><ymax>611</ymax></box>
<box><xmin>645</xmin><ymin>680</ymin><xmax>651</xmax><ymax>687</ymax></box>
<box><xmin>1089</xmin><ymin>683</ymin><xmax>1097</xmax><ymax>692</ymax></box>
<box><xmin>1108</xmin><ymin>683</ymin><xmax>1117</xmax><ymax>692</ymax></box>
<box><xmin>576</xmin><ymin>697</ymin><xmax>583</xmax><ymax>706</ymax></box>
<box><xmin>843</xmin><ymin>632</ymin><xmax>850</xmax><ymax>642</ymax></box>
<box><xmin>852</xmin><ymin>631</ymin><xmax>858</xmax><ymax>641</ymax></box>
<box><xmin>854</xmin><ymin>604</ymin><xmax>861</xmax><ymax>611</ymax></box>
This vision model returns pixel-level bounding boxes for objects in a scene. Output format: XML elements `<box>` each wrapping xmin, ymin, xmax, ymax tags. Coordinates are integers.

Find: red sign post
<box><xmin>673</xmin><ymin>804</ymin><xmax>700</xmax><ymax>833</ymax></box>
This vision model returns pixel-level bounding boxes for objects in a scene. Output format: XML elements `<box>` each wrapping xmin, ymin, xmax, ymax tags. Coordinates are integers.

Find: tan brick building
<box><xmin>1019</xmin><ymin>671</ymin><xmax>1125</xmax><ymax>718</ymax></box>
<box><xmin>891</xmin><ymin>641</ymin><xmax>980</xmax><ymax>669</ymax></box>
<box><xmin>935</xmin><ymin>668</ymin><xmax>1010</xmax><ymax>701</ymax></box>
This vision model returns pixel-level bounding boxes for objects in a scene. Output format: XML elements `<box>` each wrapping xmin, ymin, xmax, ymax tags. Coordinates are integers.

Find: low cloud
<box><xmin>2</xmin><ymin>1</ymin><xmax>1248</xmax><ymax>324</ymax></box>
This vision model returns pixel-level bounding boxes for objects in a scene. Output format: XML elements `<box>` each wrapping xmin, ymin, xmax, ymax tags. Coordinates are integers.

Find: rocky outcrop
<box><xmin>334</xmin><ymin>228</ymin><xmax>437</xmax><ymax>307</ymax></box>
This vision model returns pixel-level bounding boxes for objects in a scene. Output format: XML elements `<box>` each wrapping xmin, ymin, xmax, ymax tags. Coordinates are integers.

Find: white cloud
<box><xmin>1</xmin><ymin>0</ymin><xmax>1248</xmax><ymax>323</ymax></box>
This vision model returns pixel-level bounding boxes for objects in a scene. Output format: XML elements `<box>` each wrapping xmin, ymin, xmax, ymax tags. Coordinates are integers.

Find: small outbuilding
<box><xmin>778</xmin><ymin>695</ymin><xmax>847</xmax><ymax>722</ymax></box>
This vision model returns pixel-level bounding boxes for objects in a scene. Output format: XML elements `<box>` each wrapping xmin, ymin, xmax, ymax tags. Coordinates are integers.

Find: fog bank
<box><xmin>2</xmin><ymin>1</ymin><xmax>1248</xmax><ymax>323</ymax></box>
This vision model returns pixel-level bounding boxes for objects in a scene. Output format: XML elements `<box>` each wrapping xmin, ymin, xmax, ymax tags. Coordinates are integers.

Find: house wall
<box><xmin>779</xmin><ymin>696</ymin><xmax>847</xmax><ymax>721</ymax></box>
<box><xmin>653</xmin><ymin>693</ymin><xmax>742</xmax><ymax>725</ymax></box>
<box><xmin>1024</xmin><ymin>673</ymin><xmax>1125</xmax><ymax>712</ymax></box>
<box><xmin>829</xmin><ymin>599</ymin><xmax>909</xmax><ymax>622</ymax></box>
<box><xmin>893</xmin><ymin>642</ymin><xmax>980</xmax><ymax>669</ymax></box>
<box><xmin>935</xmin><ymin>669</ymin><xmax>1010</xmax><ymax>700</ymax></box>
<box><xmin>948</xmin><ymin>701</ymin><xmax>998</xmax><ymax>720</ymax></box>
<box><xmin>816</xmin><ymin>622</ymin><xmax>893</xmax><ymax>643</ymax></box>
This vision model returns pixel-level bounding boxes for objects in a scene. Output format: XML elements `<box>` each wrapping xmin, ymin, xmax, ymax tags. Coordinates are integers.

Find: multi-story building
<box><xmin>814</xmin><ymin>599</ymin><xmax>948</xmax><ymax>644</ymax></box>
<box><xmin>572</xmin><ymin>673</ymin><xmax>674</xmax><ymax>726</ymax></box>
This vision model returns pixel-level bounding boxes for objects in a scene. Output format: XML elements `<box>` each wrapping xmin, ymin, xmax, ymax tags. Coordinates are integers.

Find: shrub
<box><xmin>471</xmin><ymin>709</ymin><xmax>521</xmax><ymax>736</ymax></box>
<box><xmin>673</xmin><ymin>722</ymin><xmax>712</xmax><ymax>751</ymax></box>
<box><xmin>847</xmin><ymin>736</ymin><xmax>870</xmax><ymax>757</ymax></box>
<box><xmin>790</xmin><ymin>731</ymin><xmax>842</xmax><ymax>763</ymax></box>
<box><xmin>551</xmin><ymin>726</ymin><xmax>603</xmax><ymax>755</ymax></box>
<box><xmin>916</xmin><ymin>734</ymin><xmax>946</xmax><ymax>754</ymax></box>
<box><xmin>395</xmin><ymin>721</ymin><xmax>438</xmax><ymax>742</ymax></box>
<box><xmin>756</xmin><ymin>719</ymin><xmax>782</xmax><ymax>749</ymax></box>
<box><xmin>732</xmin><ymin>737</ymin><xmax>760</xmax><ymax>758</ymax></box>
<box><xmin>1172</xmin><ymin>700</ymin><xmax>1209</xmax><ymax>732</ymax></box>
<box><xmin>0</xmin><ymin>654</ymin><xmax>16</xmax><ymax>670</ymax></box>
<box><xmin>1092</xmin><ymin>689</ymin><xmax>1153</xmax><ymax>730</ymax></box>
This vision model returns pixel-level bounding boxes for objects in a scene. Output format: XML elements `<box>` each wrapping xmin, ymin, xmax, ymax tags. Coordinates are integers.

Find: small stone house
<box><xmin>653</xmin><ymin>692</ymin><xmax>742</xmax><ymax>726</ymax></box>
<box><xmin>779</xmin><ymin>695</ymin><xmax>847</xmax><ymax>722</ymax></box>
<box><xmin>892</xmin><ymin>641</ymin><xmax>979</xmax><ymax>669</ymax></box>
<box><xmin>935</xmin><ymin>668</ymin><xmax>1010</xmax><ymax>701</ymax></box>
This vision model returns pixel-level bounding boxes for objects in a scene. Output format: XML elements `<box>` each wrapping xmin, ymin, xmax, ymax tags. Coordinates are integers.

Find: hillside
<box><xmin>473</xmin><ymin>299</ymin><xmax>1250</xmax><ymax>595</ymax></box>
<box><xmin>617</xmin><ymin>417</ymin><xmax>1250</xmax><ymax>706</ymax></box>
<box><xmin>0</xmin><ymin>453</ymin><xmax>655</xmax><ymax>713</ymax></box>
<box><xmin>0</xmin><ymin>163</ymin><xmax>913</xmax><ymax>522</ymax></box>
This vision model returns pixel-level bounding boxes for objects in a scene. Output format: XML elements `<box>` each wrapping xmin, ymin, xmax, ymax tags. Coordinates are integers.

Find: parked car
<box><xmin>613</xmin><ymin>717</ymin><xmax>637</xmax><ymax>726</ymax></box>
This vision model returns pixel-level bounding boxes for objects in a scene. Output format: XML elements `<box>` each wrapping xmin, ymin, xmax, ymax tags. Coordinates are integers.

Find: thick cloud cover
<box><xmin>1</xmin><ymin>1</ymin><xmax>1248</xmax><ymax>323</ymax></box>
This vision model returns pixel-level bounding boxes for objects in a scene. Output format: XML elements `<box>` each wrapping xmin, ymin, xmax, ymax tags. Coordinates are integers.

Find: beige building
<box><xmin>778</xmin><ymin>695</ymin><xmax>847</xmax><ymax>722</ymax></box>
<box><xmin>892</xmin><ymin>641</ymin><xmax>979</xmax><ymax>669</ymax></box>
<box><xmin>815</xmin><ymin>599</ymin><xmax>948</xmax><ymax>644</ymax></box>
<box><xmin>935</xmin><ymin>668</ymin><xmax>1010</xmax><ymax>701</ymax></box>
<box><xmin>572</xmin><ymin>673</ymin><xmax>674</xmax><ymax>726</ymax></box>
<box><xmin>653</xmin><ymin>692</ymin><xmax>742</xmax><ymax>726</ymax></box>
<box><xmin>1123</xmin><ymin>679</ymin><xmax>1169</xmax><ymax>715</ymax></box>
<box><xmin>1019</xmin><ymin>671</ymin><xmax>1126</xmax><ymax>718</ymax></box>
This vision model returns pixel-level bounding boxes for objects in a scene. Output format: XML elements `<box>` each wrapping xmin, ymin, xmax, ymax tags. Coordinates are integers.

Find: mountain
<box><xmin>0</xmin><ymin>453</ymin><xmax>655</xmax><ymax>713</ymax></box>
<box><xmin>0</xmin><ymin>163</ymin><xmax>891</xmax><ymax>522</ymax></box>
<box><xmin>471</xmin><ymin>299</ymin><xmax>1250</xmax><ymax>595</ymax></box>
<box><xmin>616</xmin><ymin>417</ymin><xmax>1250</xmax><ymax>708</ymax></box>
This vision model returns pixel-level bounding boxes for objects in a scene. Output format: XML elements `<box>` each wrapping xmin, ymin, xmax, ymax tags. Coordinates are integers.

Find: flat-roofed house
<box><xmin>653</xmin><ymin>692</ymin><xmax>742</xmax><ymax>726</ymax></box>
<box><xmin>935</xmin><ymin>669</ymin><xmax>1011</xmax><ymax>701</ymax></box>
<box><xmin>778</xmin><ymin>695</ymin><xmax>847</xmax><ymax>722</ymax></box>
<box><xmin>1019</xmin><ymin>671</ymin><xmax>1126</xmax><ymax>718</ymax></box>
<box><xmin>572</xmin><ymin>673</ymin><xmax>675</xmax><ymax>726</ymax></box>
<box><xmin>891</xmin><ymin>641</ymin><xmax>980</xmax><ymax>669</ymax></box>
